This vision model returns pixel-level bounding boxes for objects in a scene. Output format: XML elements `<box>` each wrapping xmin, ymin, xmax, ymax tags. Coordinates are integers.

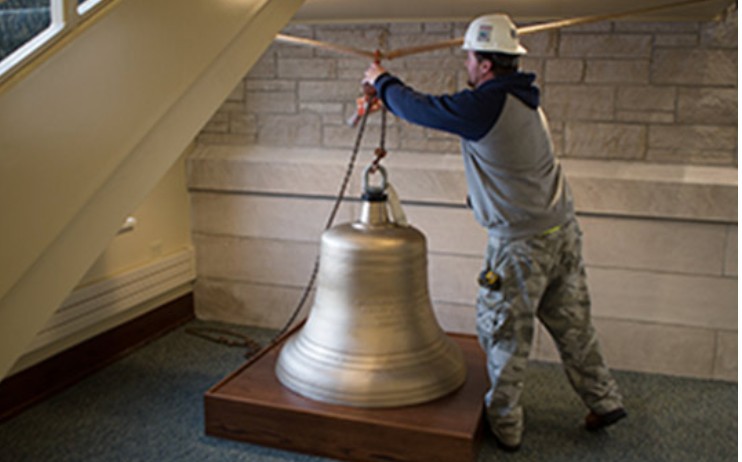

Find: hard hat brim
<box><xmin>461</xmin><ymin>43</ymin><xmax>528</xmax><ymax>55</ymax></box>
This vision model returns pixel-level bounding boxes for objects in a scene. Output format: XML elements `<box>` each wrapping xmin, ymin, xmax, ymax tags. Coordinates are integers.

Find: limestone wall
<box><xmin>189</xmin><ymin>15</ymin><xmax>737</xmax><ymax>382</ymax></box>
<box><xmin>187</xmin><ymin>145</ymin><xmax>737</xmax><ymax>381</ymax></box>
<box><xmin>197</xmin><ymin>15</ymin><xmax>737</xmax><ymax>166</ymax></box>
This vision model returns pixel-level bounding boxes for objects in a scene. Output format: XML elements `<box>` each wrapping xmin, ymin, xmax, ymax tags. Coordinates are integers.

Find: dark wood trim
<box><xmin>0</xmin><ymin>292</ymin><xmax>195</xmax><ymax>422</ymax></box>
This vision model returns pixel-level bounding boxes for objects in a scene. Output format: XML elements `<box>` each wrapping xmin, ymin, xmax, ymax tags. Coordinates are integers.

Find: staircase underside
<box><xmin>0</xmin><ymin>0</ymin><xmax>304</xmax><ymax>380</ymax></box>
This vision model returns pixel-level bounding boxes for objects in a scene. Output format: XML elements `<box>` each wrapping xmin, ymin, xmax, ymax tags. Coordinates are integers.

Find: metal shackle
<box><xmin>362</xmin><ymin>164</ymin><xmax>388</xmax><ymax>200</ymax></box>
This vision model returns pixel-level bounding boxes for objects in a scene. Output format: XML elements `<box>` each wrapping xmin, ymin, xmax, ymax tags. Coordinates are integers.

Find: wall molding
<box><xmin>187</xmin><ymin>145</ymin><xmax>738</xmax><ymax>224</ymax></box>
<box><xmin>23</xmin><ymin>248</ymin><xmax>196</xmax><ymax>354</ymax></box>
<box><xmin>0</xmin><ymin>292</ymin><xmax>194</xmax><ymax>422</ymax></box>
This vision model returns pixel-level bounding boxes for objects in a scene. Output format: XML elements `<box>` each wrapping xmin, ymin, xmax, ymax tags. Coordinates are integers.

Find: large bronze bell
<box><xmin>275</xmin><ymin>166</ymin><xmax>467</xmax><ymax>408</ymax></box>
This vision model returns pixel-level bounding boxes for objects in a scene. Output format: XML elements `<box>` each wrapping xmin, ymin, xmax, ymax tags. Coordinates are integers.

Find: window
<box><xmin>0</xmin><ymin>0</ymin><xmax>52</xmax><ymax>62</ymax></box>
<box><xmin>0</xmin><ymin>0</ymin><xmax>111</xmax><ymax>83</ymax></box>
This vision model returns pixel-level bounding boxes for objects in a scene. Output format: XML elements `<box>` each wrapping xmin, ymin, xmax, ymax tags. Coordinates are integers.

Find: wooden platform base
<box><xmin>205</xmin><ymin>332</ymin><xmax>489</xmax><ymax>462</ymax></box>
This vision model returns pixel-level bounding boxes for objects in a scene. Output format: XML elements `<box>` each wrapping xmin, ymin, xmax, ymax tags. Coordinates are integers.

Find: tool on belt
<box><xmin>478</xmin><ymin>269</ymin><xmax>501</xmax><ymax>291</ymax></box>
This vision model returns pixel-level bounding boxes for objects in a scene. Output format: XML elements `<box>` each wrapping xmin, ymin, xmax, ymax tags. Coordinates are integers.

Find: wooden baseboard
<box><xmin>0</xmin><ymin>293</ymin><xmax>195</xmax><ymax>422</ymax></box>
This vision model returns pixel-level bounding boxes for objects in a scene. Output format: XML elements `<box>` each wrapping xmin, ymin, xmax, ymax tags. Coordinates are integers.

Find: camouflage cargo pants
<box><xmin>476</xmin><ymin>218</ymin><xmax>623</xmax><ymax>439</ymax></box>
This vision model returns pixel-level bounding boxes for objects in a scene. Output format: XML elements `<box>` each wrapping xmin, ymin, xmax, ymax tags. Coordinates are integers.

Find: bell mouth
<box><xmin>276</xmin><ymin>333</ymin><xmax>467</xmax><ymax>408</ymax></box>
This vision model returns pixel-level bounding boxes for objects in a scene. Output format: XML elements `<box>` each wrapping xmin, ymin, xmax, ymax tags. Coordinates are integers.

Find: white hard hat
<box><xmin>462</xmin><ymin>14</ymin><xmax>527</xmax><ymax>55</ymax></box>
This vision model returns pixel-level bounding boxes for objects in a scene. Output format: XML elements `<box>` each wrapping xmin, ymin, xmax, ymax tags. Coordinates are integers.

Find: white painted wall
<box><xmin>78</xmin><ymin>152</ymin><xmax>193</xmax><ymax>287</ymax></box>
<box><xmin>0</xmin><ymin>0</ymin><xmax>305</xmax><ymax>380</ymax></box>
<box><xmin>6</xmin><ymin>151</ymin><xmax>195</xmax><ymax>376</ymax></box>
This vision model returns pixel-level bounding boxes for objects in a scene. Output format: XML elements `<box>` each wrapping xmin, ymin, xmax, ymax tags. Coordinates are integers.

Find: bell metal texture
<box><xmin>275</xmin><ymin>166</ymin><xmax>466</xmax><ymax>408</ymax></box>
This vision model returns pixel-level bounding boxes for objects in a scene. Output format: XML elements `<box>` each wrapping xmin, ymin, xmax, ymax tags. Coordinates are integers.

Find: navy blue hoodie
<box><xmin>374</xmin><ymin>72</ymin><xmax>540</xmax><ymax>140</ymax></box>
<box><xmin>373</xmin><ymin>71</ymin><xmax>573</xmax><ymax>238</ymax></box>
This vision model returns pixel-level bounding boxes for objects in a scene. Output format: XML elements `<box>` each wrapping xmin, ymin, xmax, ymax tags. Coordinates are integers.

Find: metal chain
<box><xmin>188</xmin><ymin>97</ymin><xmax>379</xmax><ymax>356</ymax></box>
<box><xmin>272</xmin><ymin>97</ymin><xmax>375</xmax><ymax>343</ymax></box>
<box><xmin>184</xmin><ymin>327</ymin><xmax>262</xmax><ymax>358</ymax></box>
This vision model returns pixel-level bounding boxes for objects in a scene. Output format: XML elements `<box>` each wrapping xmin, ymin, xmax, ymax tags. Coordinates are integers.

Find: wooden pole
<box><xmin>274</xmin><ymin>0</ymin><xmax>720</xmax><ymax>61</ymax></box>
<box><xmin>383</xmin><ymin>38</ymin><xmax>463</xmax><ymax>60</ymax></box>
<box><xmin>517</xmin><ymin>0</ymin><xmax>720</xmax><ymax>34</ymax></box>
<box><xmin>385</xmin><ymin>0</ymin><xmax>718</xmax><ymax>60</ymax></box>
<box><xmin>274</xmin><ymin>33</ymin><xmax>376</xmax><ymax>59</ymax></box>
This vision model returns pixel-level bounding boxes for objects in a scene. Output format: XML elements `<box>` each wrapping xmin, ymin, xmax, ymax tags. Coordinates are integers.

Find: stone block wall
<box><xmin>197</xmin><ymin>13</ymin><xmax>737</xmax><ymax>166</ymax></box>
<box><xmin>187</xmin><ymin>145</ymin><xmax>737</xmax><ymax>382</ymax></box>
<box><xmin>189</xmin><ymin>14</ymin><xmax>737</xmax><ymax>382</ymax></box>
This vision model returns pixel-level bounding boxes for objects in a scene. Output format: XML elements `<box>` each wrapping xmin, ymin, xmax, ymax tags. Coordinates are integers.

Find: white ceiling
<box><xmin>291</xmin><ymin>0</ymin><xmax>736</xmax><ymax>24</ymax></box>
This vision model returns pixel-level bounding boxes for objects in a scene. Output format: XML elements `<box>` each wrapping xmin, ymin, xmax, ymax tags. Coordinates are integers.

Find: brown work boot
<box><xmin>585</xmin><ymin>407</ymin><xmax>627</xmax><ymax>431</ymax></box>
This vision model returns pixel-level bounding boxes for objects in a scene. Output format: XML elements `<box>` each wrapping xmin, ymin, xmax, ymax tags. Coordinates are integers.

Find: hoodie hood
<box><xmin>481</xmin><ymin>72</ymin><xmax>540</xmax><ymax>109</ymax></box>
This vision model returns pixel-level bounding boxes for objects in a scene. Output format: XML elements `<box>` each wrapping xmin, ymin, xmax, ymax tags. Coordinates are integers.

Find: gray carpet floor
<box><xmin>0</xmin><ymin>320</ymin><xmax>737</xmax><ymax>462</ymax></box>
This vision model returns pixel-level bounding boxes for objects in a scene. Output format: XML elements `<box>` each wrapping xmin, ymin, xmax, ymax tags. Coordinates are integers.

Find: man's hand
<box><xmin>363</xmin><ymin>62</ymin><xmax>387</xmax><ymax>86</ymax></box>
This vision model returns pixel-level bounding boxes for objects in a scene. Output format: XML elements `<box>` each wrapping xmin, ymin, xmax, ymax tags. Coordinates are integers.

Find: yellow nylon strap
<box><xmin>542</xmin><ymin>225</ymin><xmax>562</xmax><ymax>236</ymax></box>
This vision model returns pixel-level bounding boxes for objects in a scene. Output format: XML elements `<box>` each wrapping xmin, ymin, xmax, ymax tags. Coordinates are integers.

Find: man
<box><xmin>362</xmin><ymin>14</ymin><xmax>626</xmax><ymax>451</ymax></box>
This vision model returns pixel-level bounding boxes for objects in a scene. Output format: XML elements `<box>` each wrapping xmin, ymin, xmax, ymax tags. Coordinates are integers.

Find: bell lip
<box><xmin>276</xmin><ymin>368</ymin><xmax>467</xmax><ymax>408</ymax></box>
<box><xmin>274</xmin><ymin>332</ymin><xmax>468</xmax><ymax>408</ymax></box>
